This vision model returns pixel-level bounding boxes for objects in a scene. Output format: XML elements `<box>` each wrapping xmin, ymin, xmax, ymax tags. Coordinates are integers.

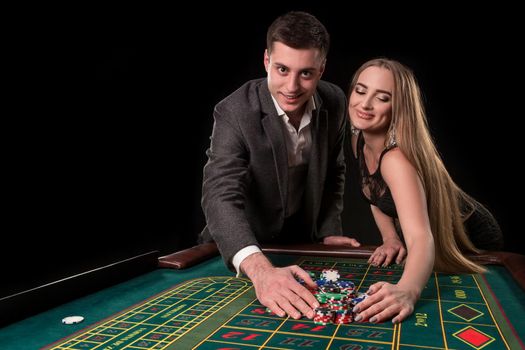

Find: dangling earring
<box><xmin>351</xmin><ymin>124</ymin><xmax>360</xmax><ymax>135</ymax></box>
<box><xmin>388</xmin><ymin>128</ymin><xmax>397</xmax><ymax>147</ymax></box>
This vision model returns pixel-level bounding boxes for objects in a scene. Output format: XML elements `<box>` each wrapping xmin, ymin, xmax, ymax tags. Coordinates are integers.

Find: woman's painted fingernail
<box><xmin>354</xmin><ymin>314</ymin><xmax>362</xmax><ymax>322</ymax></box>
<box><xmin>369</xmin><ymin>316</ymin><xmax>377</xmax><ymax>323</ymax></box>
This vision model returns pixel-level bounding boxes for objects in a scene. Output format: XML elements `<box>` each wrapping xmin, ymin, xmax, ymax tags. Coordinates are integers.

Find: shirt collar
<box><xmin>270</xmin><ymin>95</ymin><xmax>316</xmax><ymax>120</ymax></box>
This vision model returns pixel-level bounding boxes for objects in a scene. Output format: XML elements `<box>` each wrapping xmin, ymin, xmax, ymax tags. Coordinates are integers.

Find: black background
<box><xmin>3</xmin><ymin>4</ymin><xmax>521</xmax><ymax>298</ymax></box>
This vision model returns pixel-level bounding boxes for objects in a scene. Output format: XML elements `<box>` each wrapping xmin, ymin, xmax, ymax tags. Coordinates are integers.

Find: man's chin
<box><xmin>281</xmin><ymin>102</ymin><xmax>303</xmax><ymax>114</ymax></box>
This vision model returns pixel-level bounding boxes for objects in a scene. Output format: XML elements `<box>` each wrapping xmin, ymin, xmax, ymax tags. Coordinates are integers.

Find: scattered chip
<box><xmin>62</xmin><ymin>316</ymin><xmax>84</xmax><ymax>325</ymax></box>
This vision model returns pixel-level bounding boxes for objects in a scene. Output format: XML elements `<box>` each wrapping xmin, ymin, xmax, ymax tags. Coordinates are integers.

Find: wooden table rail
<box><xmin>158</xmin><ymin>242</ymin><xmax>525</xmax><ymax>290</ymax></box>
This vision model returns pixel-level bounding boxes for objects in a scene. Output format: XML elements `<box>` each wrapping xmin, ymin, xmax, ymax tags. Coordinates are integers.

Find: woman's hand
<box><xmin>369</xmin><ymin>237</ymin><xmax>406</xmax><ymax>267</ymax></box>
<box><xmin>353</xmin><ymin>281</ymin><xmax>420</xmax><ymax>324</ymax></box>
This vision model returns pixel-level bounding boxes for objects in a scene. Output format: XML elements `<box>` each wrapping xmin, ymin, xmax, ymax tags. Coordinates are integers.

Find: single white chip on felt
<box><xmin>62</xmin><ymin>316</ymin><xmax>84</xmax><ymax>324</ymax></box>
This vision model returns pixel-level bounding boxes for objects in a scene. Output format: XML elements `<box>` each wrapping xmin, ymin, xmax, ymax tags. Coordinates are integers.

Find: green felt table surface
<box><xmin>0</xmin><ymin>254</ymin><xmax>523</xmax><ymax>349</ymax></box>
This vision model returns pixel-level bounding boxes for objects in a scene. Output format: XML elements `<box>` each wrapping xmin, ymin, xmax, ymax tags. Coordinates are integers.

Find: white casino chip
<box><xmin>62</xmin><ymin>316</ymin><xmax>84</xmax><ymax>324</ymax></box>
<box><xmin>321</xmin><ymin>269</ymin><xmax>340</xmax><ymax>282</ymax></box>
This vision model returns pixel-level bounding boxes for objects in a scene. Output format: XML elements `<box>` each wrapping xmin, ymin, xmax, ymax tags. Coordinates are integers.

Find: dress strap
<box><xmin>378</xmin><ymin>143</ymin><xmax>397</xmax><ymax>166</ymax></box>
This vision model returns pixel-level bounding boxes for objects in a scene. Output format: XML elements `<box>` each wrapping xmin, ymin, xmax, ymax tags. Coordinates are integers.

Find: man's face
<box><xmin>264</xmin><ymin>42</ymin><xmax>325</xmax><ymax>118</ymax></box>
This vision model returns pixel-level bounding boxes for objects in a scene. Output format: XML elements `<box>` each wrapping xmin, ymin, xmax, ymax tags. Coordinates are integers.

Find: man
<box><xmin>200</xmin><ymin>11</ymin><xmax>359</xmax><ymax>319</ymax></box>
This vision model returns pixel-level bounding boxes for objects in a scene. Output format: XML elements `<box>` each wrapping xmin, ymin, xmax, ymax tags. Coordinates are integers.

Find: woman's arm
<box><xmin>353</xmin><ymin>148</ymin><xmax>434</xmax><ymax>324</ymax></box>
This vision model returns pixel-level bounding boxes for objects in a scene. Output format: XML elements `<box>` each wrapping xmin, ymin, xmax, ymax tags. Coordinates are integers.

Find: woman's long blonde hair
<box><xmin>349</xmin><ymin>58</ymin><xmax>484</xmax><ymax>274</ymax></box>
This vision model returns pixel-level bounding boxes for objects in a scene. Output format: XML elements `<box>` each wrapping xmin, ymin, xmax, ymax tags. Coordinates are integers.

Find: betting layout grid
<box><xmin>43</xmin><ymin>258</ymin><xmax>520</xmax><ymax>350</ymax></box>
<box><xmin>194</xmin><ymin>257</ymin><xmax>519</xmax><ymax>350</ymax></box>
<box><xmin>45</xmin><ymin>277</ymin><xmax>254</xmax><ymax>350</ymax></box>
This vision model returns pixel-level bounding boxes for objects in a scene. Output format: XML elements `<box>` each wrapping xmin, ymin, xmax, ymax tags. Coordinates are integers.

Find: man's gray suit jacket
<box><xmin>200</xmin><ymin>78</ymin><xmax>347</xmax><ymax>268</ymax></box>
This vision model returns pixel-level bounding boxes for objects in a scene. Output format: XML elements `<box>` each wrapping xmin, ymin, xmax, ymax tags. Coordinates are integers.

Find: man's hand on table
<box><xmin>240</xmin><ymin>252</ymin><xmax>319</xmax><ymax>319</ymax></box>
<box><xmin>323</xmin><ymin>235</ymin><xmax>361</xmax><ymax>247</ymax></box>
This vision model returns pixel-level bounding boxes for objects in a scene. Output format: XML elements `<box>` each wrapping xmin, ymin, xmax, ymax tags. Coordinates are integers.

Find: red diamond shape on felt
<box><xmin>455</xmin><ymin>327</ymin><xmax>493</xmax><ymax>347</ymax></box>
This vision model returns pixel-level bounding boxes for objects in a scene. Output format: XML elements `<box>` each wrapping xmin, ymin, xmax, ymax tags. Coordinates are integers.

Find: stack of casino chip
<box><xmin>273</xmin><ymin>268</ymin><xmax>368</xmax><ymax>324</ymax></box>
<box><xmin>313</xmin><ymin>307</ymin><xmax>334</xmax><ymax>325</ymax></box>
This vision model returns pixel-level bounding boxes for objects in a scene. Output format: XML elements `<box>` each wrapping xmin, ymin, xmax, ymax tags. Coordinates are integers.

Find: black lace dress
<box><xmin>343</xmin><ymin>127</ymin><xmax>504</xmax><ymax>250</ymax></box>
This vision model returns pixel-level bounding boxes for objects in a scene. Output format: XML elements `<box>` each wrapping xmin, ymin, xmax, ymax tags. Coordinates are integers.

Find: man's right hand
<box><xmin>240</xmin><ymin>252</ymin><xmax>319</xmax><ymax>319</ymax></box>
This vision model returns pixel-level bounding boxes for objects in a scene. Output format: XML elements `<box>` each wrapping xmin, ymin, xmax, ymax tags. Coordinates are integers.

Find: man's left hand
<box><xmin>323</xmin><ymin>235</ymin><xmax>361</xmax><ymax>247</ymax></box>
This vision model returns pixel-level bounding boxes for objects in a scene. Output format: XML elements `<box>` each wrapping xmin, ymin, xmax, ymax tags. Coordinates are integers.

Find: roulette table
<box><xmin>0</xmin><ymin>243</ymin><xmax>523</xmax><ymax>349</ymax></box>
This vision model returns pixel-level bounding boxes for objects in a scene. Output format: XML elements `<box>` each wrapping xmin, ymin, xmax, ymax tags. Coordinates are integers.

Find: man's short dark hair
<box><xmin>266</xmin><ymin>11</ymin><xmax>330</xmax><ymax>60</ymax></box>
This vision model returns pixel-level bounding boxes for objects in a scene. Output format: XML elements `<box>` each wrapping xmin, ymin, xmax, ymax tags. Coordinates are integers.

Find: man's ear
<box><xmin>264</xmin><ymin>49</ymin><xmax>270</xmax><ymax>72</ymax></box>
<box><xmin>319</xmin><ymin>58</ymin><xmax>326</xmax><ymax>77</ymax></box>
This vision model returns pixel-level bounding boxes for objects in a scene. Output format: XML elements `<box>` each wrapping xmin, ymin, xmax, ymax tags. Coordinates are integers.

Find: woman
<box><xmin>346</xmin><ymin>58</ymin><xmax>503</xmax><ymax>324</ymax></box>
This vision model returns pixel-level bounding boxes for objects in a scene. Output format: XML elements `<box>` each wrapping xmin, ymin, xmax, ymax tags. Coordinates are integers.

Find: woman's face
<box><xmin>349</xmin><ymin>66</ymin><xmax>394</xmax><ymax>134</ymax></box>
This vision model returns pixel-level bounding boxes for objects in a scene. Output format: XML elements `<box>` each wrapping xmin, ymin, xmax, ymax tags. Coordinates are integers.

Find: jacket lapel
<box><xmin>305</xmin><ymin>95</ymin><xmax>328</xmax><ymax>233</ymax></box>
<box><xmin>260</xmin><ymin>83</ymin><xmax>288</xmax><ymax>211</ymax></box>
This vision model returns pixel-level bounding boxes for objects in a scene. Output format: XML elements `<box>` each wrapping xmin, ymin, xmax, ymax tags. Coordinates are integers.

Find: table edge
<box><xmin>158</xmin><ymin>243</ymin><xmax>525</xmax><ymax>291</ymax></box>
